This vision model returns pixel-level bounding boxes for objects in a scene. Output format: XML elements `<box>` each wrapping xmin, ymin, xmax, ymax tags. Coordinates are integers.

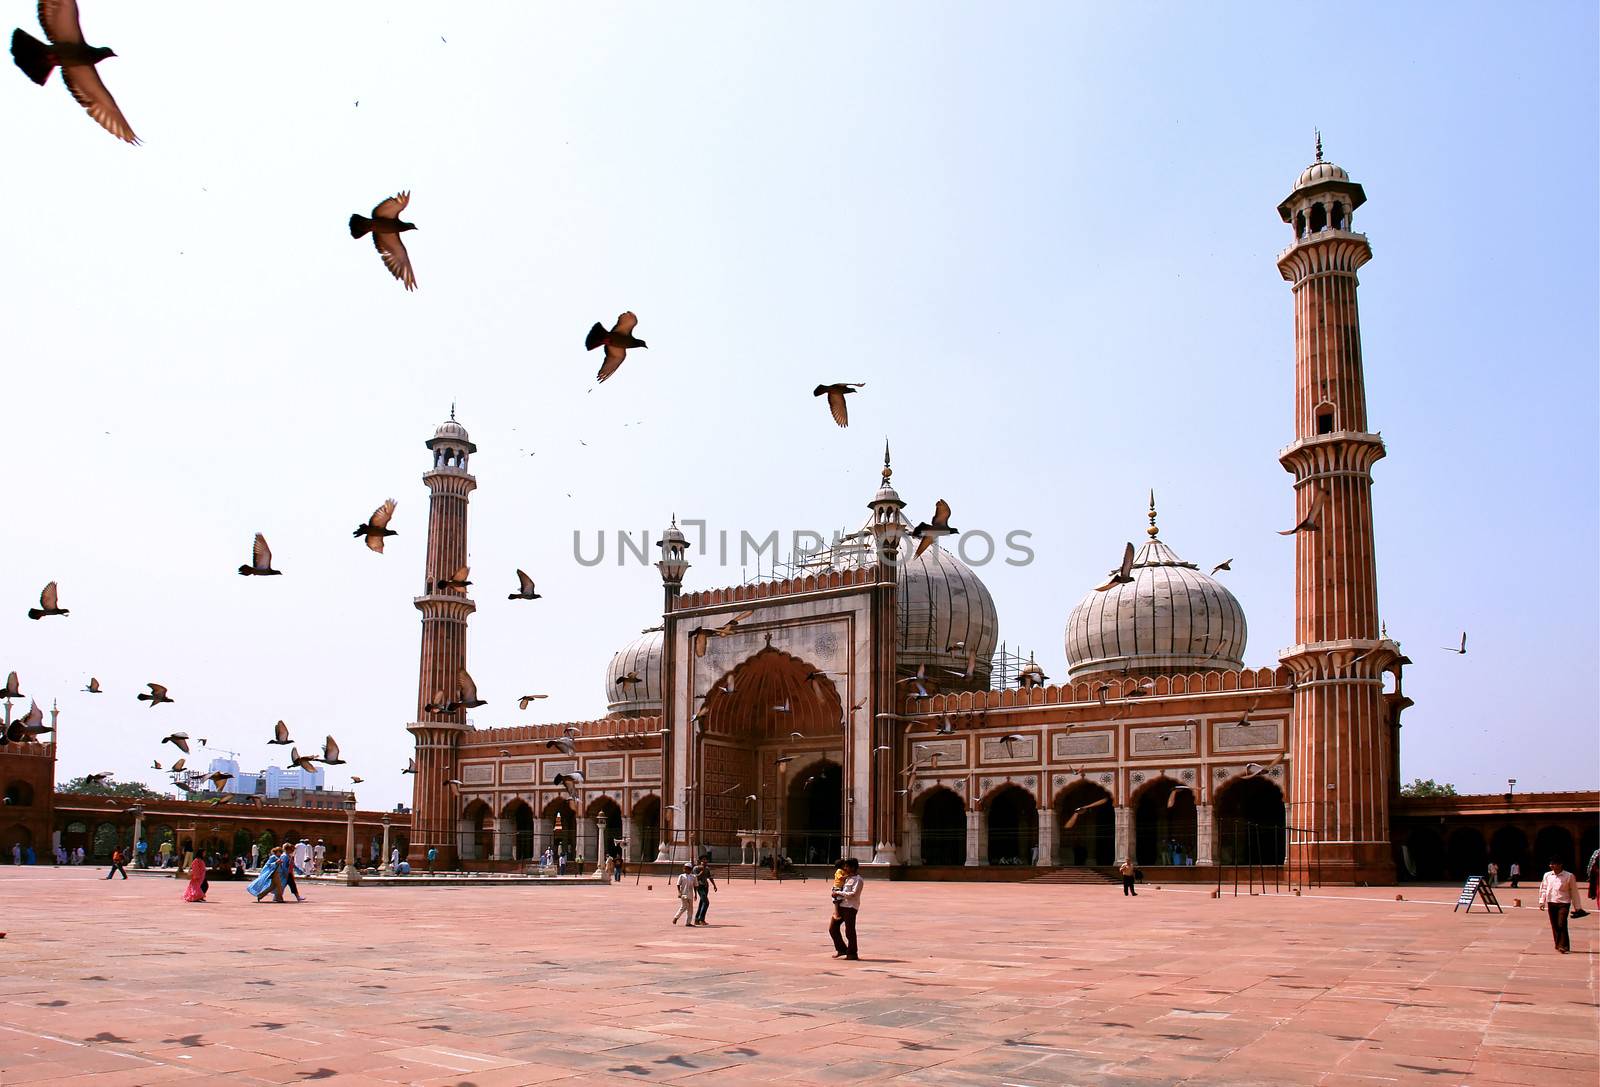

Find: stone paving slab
<box><xmin>0</xmin><ymin>869</ymin><xmax>1593</xmax><ymax>1086</ymax></box>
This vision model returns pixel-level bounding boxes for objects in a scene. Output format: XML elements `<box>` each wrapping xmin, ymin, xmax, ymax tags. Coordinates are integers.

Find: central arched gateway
<box><xmin>786</xmin><ymin>759</ymin><xmax>843</xmax><ymax>864</ymax></box>
<box><xmin>1056</xmin><ymin>779</ymin><xmax>1114</xmax><ymax>866</ymax></box>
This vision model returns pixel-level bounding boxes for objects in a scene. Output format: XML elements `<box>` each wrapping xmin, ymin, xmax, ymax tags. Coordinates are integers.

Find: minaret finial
<box><xmin>1147</xmin><ymin>489</ymin><xmax>1159</xmax><ymax>538</ymax></box>
<box><xmin>1314</xmin><ymin>128</ymin><xmax>1323</xmax><ymax>162</ymax></box>
<box><xmin>449</xmin><ymin>401</ymin><xmax>456</xmax><ymax>422</ymax></box>
<box><xmin>882</xmin><ymin>438</ymin><xmax>893</xmax><ymax>481</ymax></box>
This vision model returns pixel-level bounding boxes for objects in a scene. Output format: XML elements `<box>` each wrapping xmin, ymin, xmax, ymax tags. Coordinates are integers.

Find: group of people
<box><xmin>665</xmin><ymin>852</ymin><xmax>867</xmax><ymax>962</ymax></box>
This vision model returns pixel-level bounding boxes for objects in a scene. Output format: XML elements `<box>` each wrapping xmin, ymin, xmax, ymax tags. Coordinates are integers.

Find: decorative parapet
<box><xmin>671</xmin><ymin>566</ymin><xmax>877</xmax><ymax>612</ymax></box>
<box><xmin>910</xmin><ymin>666</ymin><xmax>1290</xmax><ymax>713</ymax></box>
<box><xmin>462</xmin><ymin>715</ymin><xmax>663</xmax><ymax>748</ymax></box>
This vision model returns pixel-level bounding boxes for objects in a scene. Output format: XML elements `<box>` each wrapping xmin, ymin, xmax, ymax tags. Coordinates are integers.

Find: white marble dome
<box><xmin>896</xmin><ymin>543</ymin><xmax>1000</xmax><ymax>688</ymax></box>
<box><xmin>1064</xmin><ymin>531</ymin><xmax>1246</xmax><ymax>680</ymax></box>
<box><xmin>1294</xmin><ymin>159</ymin><xmax>1349</xmax><ymax>188</ymax></box>
<box><xmin>605</xmin><ymin>628</ymin><xmax>663</xmax><ymax>716</ymax></box>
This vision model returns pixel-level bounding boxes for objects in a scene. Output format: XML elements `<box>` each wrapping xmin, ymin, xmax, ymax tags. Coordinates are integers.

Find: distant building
<box><xmin>205</xmin><ymin>756</ymin><xmax>325</xmax><ymax>796</ymax></box>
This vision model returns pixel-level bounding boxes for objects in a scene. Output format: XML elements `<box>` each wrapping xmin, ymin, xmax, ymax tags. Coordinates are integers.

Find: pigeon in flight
<box><xmin>1244</xmin><ymin>752</ymin><xmax>1286</xmax><ymax>778</ymax></box>
<box><xmin>83</xmin><ymin>771</ymin><xmax>113</xmax><ymax>785</ymax></box>
<box><xmin>350</xmin><ymin>776</ymin><xmax>364</xmax><ymax>784</ymax></box>
<box><xmin>137</xmin><ymin>683</ymin><xmax>173</xmax><ymax>707</ymax></box>
<box><xmin>10</xmin><ymin>0</ymin><xmax>138</xmax><ymax>143</ymax></box>
<box><xmin>1167</xmin><ymin>784</ymin><xmax>1193</xmax><ymax>809</ymax></box>
<box><xmin>436</xmin><ymin>565</ymin><xmax>471</xmax><ymax>592</ymax></box>
<box><xmin>615</xmin><ymin>671</ymin><xmax>643</xmax><ymax>689</ymax></box>
<box><xmin>83</xmin><ymin>677</ymin><xmax>101</xmax><ymax>694</ymax></box>
<box><xmin>354</xmin><ymin>499</ymin><xmax>398</xmax><ymax>552</ymax></box>
<box><xmin>161</xmin><ymin>732</ymin><xmax>190</xmax><ymax>753</ymax></box>
<box><xmin>999</xmin><ymin>733</ymin><xmax>1024</xmax><ymax>757</ymax></box>
<box><xmin>508</xmin><ymin>570</ymin><xmax>541</xmax><ymax>601</ymax></box>
<box><xmin>546</xmin><ymin>731</ymin><xmax>578</xmax><ymax>756</ymax></box>
<box><xmin>451</xmin><ymin>668</ymin><xmax>486</xmax><ymax>710</ymax></box>
<box><xmin>1210</xmin><ymin>559</ymin><xmax>1232</xmax><ymax>576</ymax></box>
<box><xmin>27</xmin><ymin>581</ymin><xmax>68</xmax><ymax>619</ymax></box>
<box><xmin>288</xmin><ymin>746</ymin><xmax>320</xmax><ymax>772</ymax></box>
<box><xmin>1</xmin><ymin>672</ymin><xmax>22</xmax><ymax>699</ymax></box>
<box><xmin>150</xmin><ymin>759</ymin><xmax>162</xmax><ymax>770</ymax></box>
<box><xmin>207</xmin><ymin>771</ymin><xmax>233</xmax><ymax>791</ymax></box>
<box><xmin>1442</xmin><ymin>632</ymin><xmax>1466</xmax><ymax>655</ymax></box>
<box><xmin>238</xmin><ymin>534</ymin><xmax>281</xmax><ymax>576</ymax></box>
<box><xmin>910</xmin><ymin>500</ymin><xmax>957</xmax><ymax>558</ymax></box>
<box><xmin>586</xmin><ymin>312</ymin><xmax>646</xmax><ymax>384</ymax></box>
<box><xmin>553</xmin><ymin>771</ymin><xmax>584</xmax><ymax>798</ymax></box>
<box><xmin>349</xmin><ymin>192</ymin><xmax>418</xmax><ymax>290</ymax></box>
<box><xmin>813</xmin><ymin>383</ymin><xmax>865</xmax><ymax>428</ymax></box>
<box><xmin>268</xmin><ymin>720</ymin><xmax>293</xmax><ymax>745</ymax></box>
<box><xmin>1278</xmin><ymin>490</ymin><xmax>1324</xmax><ymax>535</ymax></box>
<box><xmin>1095</xmin><ymin>543</ymin><xmax>1136</xmax><ymax>591</ymax></box>
<box><xmin>517</xmin><ymin>694</ymin><xmax>549</xmax><ymax>710</ymax></box>
<box><xmin>402</xmin><ymin>758</ymin><xmax>417</xmax><ymax>775</ymax></box>
<box><xmin>321</xmin><ymin>735</ymin><xmax>345</xmax><ymax>765</ymax></box>
<box><xmin>1063</xmin><ymin>797</ymin><xmax>1109</xmax><ymax>829</ymax></box>
<box><xmin>168</xmin><ymin>757</ymin><xmax>186</xmax><ymax>773</ymax></box>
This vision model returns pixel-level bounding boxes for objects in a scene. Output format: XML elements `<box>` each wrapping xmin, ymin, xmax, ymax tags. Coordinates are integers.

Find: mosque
<box><xmin>396</xmin><ymin>150</ymin><xmax>1588</xmax><ymax>885</ymax></box>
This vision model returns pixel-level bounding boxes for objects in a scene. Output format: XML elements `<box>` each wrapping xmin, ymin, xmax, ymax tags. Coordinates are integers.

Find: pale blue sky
<box><xmin>4</xmin><ymin>3</ymin><xmax>1595</xmax><ymax>810</ymax></box>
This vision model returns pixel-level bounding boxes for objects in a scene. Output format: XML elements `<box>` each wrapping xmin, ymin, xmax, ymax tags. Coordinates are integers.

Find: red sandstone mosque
<box><xmin>4</xmin><ymin>150</ymin><xmax>1593</xmax><ymax>882</ymax></box>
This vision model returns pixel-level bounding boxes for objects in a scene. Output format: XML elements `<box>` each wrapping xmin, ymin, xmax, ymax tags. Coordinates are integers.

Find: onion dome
<box><xmin>425</xmin><ymin>405</ymin><xmax>476</xmax><ymax>454</ymax></box>
<box><xmin>1278</xmin><ymin>131</ymin><xmax>1365</xmax><ymax>222</ymax></box>
<box><xmin>605</xmin><ymin>628</ymin><xmax>663</xmax><ymax>716</ymax></box>
<box><xmin>1064</xmin><ymin>495</ymin><xmax>1246</xmax><ymax>680</ymax></box>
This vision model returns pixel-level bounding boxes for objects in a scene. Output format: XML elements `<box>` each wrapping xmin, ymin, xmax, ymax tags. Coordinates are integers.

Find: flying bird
<box><xmin>137</xmin><ymin>683</ymin><xmax>173</xmax><ymax>707</ymax></box>
<box><xmin>288</xmin><ymin>746</ymin><xmax>320</xmax><ymax>772</ymax></box>
<box><xmin>402</xmin><ymin>758</ymin><xmax>416</xmax><ymax>775</ymax></box>
<box><xmin>553</xmin><ymin>771</ymin><xmax>585</xmax><ymax>798</ymax></box>
<box><xmin>1063</xmin><ymin>797</ymin><xmax>1109</xmax><ymax>829</ymax></box>
<box><xmin>350</xmin><ymin>776</ymin><xmax>364</xmax><ymax>784</ymax></box>
<box><xmin>910</xmin><ymin>500</ymin><xmax>957</xmax><ymax>558</ymax></box>
<box><xmin>586</xmin><ymin>312</ymin><xmax>647</xmax><ymax>384</ymax></box>
<box><xmin>452</xmin><ymin>669</ymin><xmax>487</xmax><ymax>710</ymax></box>
<box><xmin>947</xmin><ymin>641</ymin><xmax>980</xmax><ymax>678</ymax></box>
<box><xmin>168</xmin><ymin>757</ymin><xmax>186</xmax><ymax>773</ymax></box>
<box><xmin>813</xmin><ymin>383</ymin><xmax>865</xmax><ymax>427</ymax></box>
<box><xmin>691</xmin><ymin>610</ymin><xmax>756</xmax><ymax>657</ymax></box>
<box><xmin>999</xmin><ymin>733</ymin><xmax>1024</xmax><ymax>756</ymax></box>
<box><xmin>27</xmin><ymin>581</ymin><xmax>68</xmax><ymax>619</ymax></box>
<box><xmin>547</xmin><ymin>734</ymin><xmax>576</xmax><ymax>756</ymax></box>
<box><xmin>1442</xmin><ymin>632</ymin><xmax>1466</xmax><ymax>655</ymax></box>
<box><xmin>354</xmin><ymin>499</ymin><xmax>398</xmax><ymax>553</ymax></box>
<box><xmin>508</xmin><ymin>570</ymin><xmax>541</xmax><ymax>600</ymax></box>
<box><xmin>349</xmin><ymin>191</ymin><xmax>418</xmax><ymax>290</ymax></box>
<box><xmin>207</xmin><ymin>771</ymin><xmax>233</xmax><ymax>791</ymax></box>
<box><xmin>10</xmin><ymin>1</ymin><xmax>138</xmax><ymax>143</ymax></box>
<box><xmin>83</xmin><ymin>677</ymin><xmax>101</xmax><ymax>694</ymax></box>
<box><xmin>1210</xmin><ymin>559</ymin><xmax>1232</xmax><ymax>575</ymax></box>
<box><xmin>1278</xmin><ymin>490</ymin><xmax>1324</xmax><ymax>535</ymax></box>
<box><xmin>1244</xmin><ymin>752</ymin><xmax>1286</xmax><ymax>778</ymax></box>
<box><xmin>150</xmin><ymin>759</ymin><xmax>162</xmax><ymax>770</ymax></box>
<box><xmin>268</xmin><ymin>720</ymin><xmax>293</xmax><ymax>745</ymax></box>
<box><xmin>436</xmin><ymin>564</ymin><xmax>471</xmax><ymax>592</ymax></box>
<box><xmin>1095</xmin><ymin>543</ymin><xmax>1136</xmax><ymax>591</ymax></box>
<box><xmin>321</xmin><ymin>736</ymin><xmax>345</xmax><ymax>765</ymax></box>
<box><xmin>615</xmin><ymin>670</ymin><xmax>642</xmax><ymax>689</ymax></box>
<box><xmin>161</xmin><ymin>732</ymin><xmax>189</xmax><ymax>753</ymax></box>
<box><xmin>83</xmin><ymin>772</ymin><xmax>113</xmax><ymax>785</ymax></box>
<box><xmin>1167</xmin><ymin>784</ymin><xmax>1193</xmax><ymax>809</ymax></box>
<box><xmin>238</xmin><ymin>533</ymin><xmax>281</xmax><ymax>576</ymax></box>
<box><xmin>443</xmin><ymin>777</ymin><xmax>463</xmax><ymax>790</ymax></box>
<box><xmin>1</xmin><ymin>672</ymin><xmax>22</xmax><ymax>699</ymax></box>
<box><xmin>517</xmin><ymin>694</ymin><xmax>549</xmax><ymax>710</ymax></box>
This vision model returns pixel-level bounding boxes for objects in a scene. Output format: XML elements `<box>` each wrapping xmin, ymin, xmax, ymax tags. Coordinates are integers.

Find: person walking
<box><xmin>693</xmin><ymin>854</ymin><xmax>718</xmax><ymax>925</ymax></box>
<box><xmin>829</xmin><ymin>858</ymin><xmax>862</xmax><ymax>960</ymax></box>
<box><xmin>1538</xmin><ymin>857</ymin><xmax>1580</xmax><ymax>954</ymax></box>
<box><xmin>10</xmin><ymin>843</ymin><xmax>19</xmax><ymax>865</ymax></box>
<box><xmin>105</xmin><ymin>846</ymin><xmax>128</xmax><ymax>880</ymax></box>
<box><xmin>183</xmin><ymin>856</ymin><xmax>208</xmax><ymax>902</ymax></box>
<box><xmin>250</xmin><ymin>842</ymin><xmax>260</xmax><ymax>870</ymax></box>
<box><xmin>1509</xmin><ymin>860</ymin><xmax>1521</xmax><ymax>888</ymax></box>
<box><xmin>672</xmin><ymin>863</ymin><xmax>696</xmax><ymax>926</ymax></box>
<box><xmin>1485</xmin><ymin>860</ymin><xmax>1498</xmax><ymax>888</ymax></box>
<box><xmin>1586</xmin><ymin>847</ymin><xmax>1599</xmax><ymax>908</ymax></box>
<box><xmin>313</xmin><ymin>840</ymin><xmax>326</xmax><ymax>875</ymax></box>
<box><xmin>159</xmin><ymin>838</ymin><xmax>173</xmax><ymax>868</ymax></box>
<box><xmin>279</xmin><ymin>846</ymin><xmax>305</xmax><ymax>902</ymax></box>
<box><xmin>250</xmin><ymin>846</ymin><xmax>285</xmax><ymax>902</ymax></box>
<box><xmin>135</xmin><ymin>838</ymin><xmax>148</xmax><ymax>869</ymax></box>
<box><xmin>1118</xmin><ymin>858</ymin><xmax>1137</xmax><ymax>896</ymax></box>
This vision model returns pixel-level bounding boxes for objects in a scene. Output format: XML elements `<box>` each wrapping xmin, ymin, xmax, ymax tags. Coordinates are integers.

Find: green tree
<box><xmin>59</xmin><ymin>776</ymin><xmax>171</xmax><ymax>800</ymax></box>
<box><xmin>1399</xmin><ymin>778</ymin><xmax>1458</xmax><ymax>798</ymax></box>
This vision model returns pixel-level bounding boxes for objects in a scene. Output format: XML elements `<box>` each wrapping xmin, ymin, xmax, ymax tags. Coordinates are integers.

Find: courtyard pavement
<box><xmin>0</xmin><ymin>867</ymin><xmax>1594</xmax><ymax>1086</ymax></box>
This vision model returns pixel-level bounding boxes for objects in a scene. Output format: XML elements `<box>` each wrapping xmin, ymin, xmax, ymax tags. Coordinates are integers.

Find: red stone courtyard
<box><xmin>1</xmin><ymin>867</ymin><xmax>1594</xmax><ymax>1086</ymax></box>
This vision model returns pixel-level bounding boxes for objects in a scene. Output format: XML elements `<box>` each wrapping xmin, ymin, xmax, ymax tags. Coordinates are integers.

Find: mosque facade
<box><xmin>393</xmin><ymin>153</ymin><xmax>1575</xmax><ymax>885</ymax></box>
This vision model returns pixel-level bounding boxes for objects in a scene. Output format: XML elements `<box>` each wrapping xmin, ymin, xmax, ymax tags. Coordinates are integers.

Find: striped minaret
<box><xmin>408</xmin><ymin>410</ymin><xmax>477</xmax><ymax>867</ymax></box>
<box><xmin>1276</xmin><ymin>140</ymin><xmax>1396</xmax><ymax>884</ymax></box>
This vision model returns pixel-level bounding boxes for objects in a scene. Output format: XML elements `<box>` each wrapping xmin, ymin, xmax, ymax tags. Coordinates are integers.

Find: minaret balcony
<box><xmin>1278</xmin><ymin>431</ymin><xmax>1386</xmax><ymax>478</ymax></box>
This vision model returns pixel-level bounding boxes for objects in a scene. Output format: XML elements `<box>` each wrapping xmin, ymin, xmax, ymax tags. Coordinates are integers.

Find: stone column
<box><xmin>1196</xmin><ymin>803</ymin><xmax>1215</xmax><ymax>866</ymax></box>
<box><xmin>132</xmin><ymin>812</ymin><xmax>145</xmax><ymax>867</ymax></box>
<box><xmin>534</xmin><ymin>817</ymin><xmax>551</xmax><ymax>867</ymax></box>
<box><xmin>1036</xmin><ymin>809</ymin><xmax>1057</xmax><ymax>867</ymax></box>
<box><xmin>493</xmin><ymin>818</ymin><xmax>513</xmax><ymax>861</ymax></box>
<box><xmin>904</xmin><ymin>811</ymin><xmax>922</xmax><ymax>867</ymax></box>
<box><xmin>964</xmin><ymin>810</ymin><xmax>982</xmax><ymax>866</ymax></box>
<box><xmin>1114</xmin><ymin>805</ymin><xmax>1132</xmax><ymax>864</ymax></box>
<box><xmin>593</xmin><ymin>815</ymin><xmax>608</xmax><ymax>876</ymax></box>
<box><xmin>341</xmin><ymin>810</ymin><xmax>361</xmax><ymax>884</ymax></box>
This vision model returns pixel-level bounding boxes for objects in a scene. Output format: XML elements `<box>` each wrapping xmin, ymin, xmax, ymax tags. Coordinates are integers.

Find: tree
<box><xmin>59</xmin><ymin>776</ymin><xmax>171</xmax><ymax>800</ymax></box>
<box><xmin>1400</xmin><ymin>778</ymin><xmax>1457</xmax><ymax>798</ymax></box>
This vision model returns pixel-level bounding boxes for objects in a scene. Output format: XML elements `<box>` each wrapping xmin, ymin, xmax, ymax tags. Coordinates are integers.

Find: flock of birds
<box><xmin>10</xmin><ymin>3</ymin><xmax>1470</xmax><ymax>814</ymax></box>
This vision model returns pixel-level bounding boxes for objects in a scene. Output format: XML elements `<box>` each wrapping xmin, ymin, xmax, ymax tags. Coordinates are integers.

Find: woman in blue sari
<box><xmin>247</xmin><ymin>847</ymin><xmax>284</xmax><ymax>902</ymax></box>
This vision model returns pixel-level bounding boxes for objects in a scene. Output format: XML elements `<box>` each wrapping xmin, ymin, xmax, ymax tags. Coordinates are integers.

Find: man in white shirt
<box><xmin>1537</xmin><ymin>857</ymin><xmax>1580</xmax><ymax>954</ymax></box>
<box><xmin>672</xmin><ymin>863</ymin><xmax>696</xmax><ymax>927</ymax></box>
<box><xmin>312</xmin><ymin>840</ymin><xmax>326</xmax><ymax>875</ymax></box>
<box><xmin>294</xmin><ymin>839</ymin><xmax>311</xmax><ymax>873</ymax></box>
<box><xmin>829</xmin><ymin>858</ymin><xmax>863</xmax><ymax>960</ymax></box>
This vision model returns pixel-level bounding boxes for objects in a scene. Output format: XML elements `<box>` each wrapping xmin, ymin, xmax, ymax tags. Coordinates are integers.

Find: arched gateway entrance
<box><xmin>694</xmin><ymin>646</ymin><xmax>845</xmax><ymax>863</ymax></box>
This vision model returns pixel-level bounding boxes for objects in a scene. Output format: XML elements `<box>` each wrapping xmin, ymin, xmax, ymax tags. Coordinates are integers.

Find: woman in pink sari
<box><xmin>183</xmin><ymin>856</ymin><xmax>207</xmax><ymax>902</ymax></box>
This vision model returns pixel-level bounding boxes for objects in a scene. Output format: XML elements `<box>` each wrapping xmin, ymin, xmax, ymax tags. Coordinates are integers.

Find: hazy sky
<box><xmin>5</xmin><ymin>3</ymin><xmax>1596</xmax><ymax>811</ymax></box>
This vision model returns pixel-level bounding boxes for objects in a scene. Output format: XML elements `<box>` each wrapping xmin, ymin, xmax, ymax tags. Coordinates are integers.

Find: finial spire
<box><xmin>449</xmin><ymin>401</ymin><xmax>456</xmax><ymax>422</ymax></box>
<box><xmin>1314</xmin><ymin>128</ymin><xmax>1323</xmax><ymax>162</ymax></box>
<box><xmin>882</xmin><ymin>438</ymin><xmax>893</xmax><ymax>480</ymax></box>
<box><xmin>1147</xmin><ymin>489</ymin><xmax>1160</xmax><ymax>537</ymax></box>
